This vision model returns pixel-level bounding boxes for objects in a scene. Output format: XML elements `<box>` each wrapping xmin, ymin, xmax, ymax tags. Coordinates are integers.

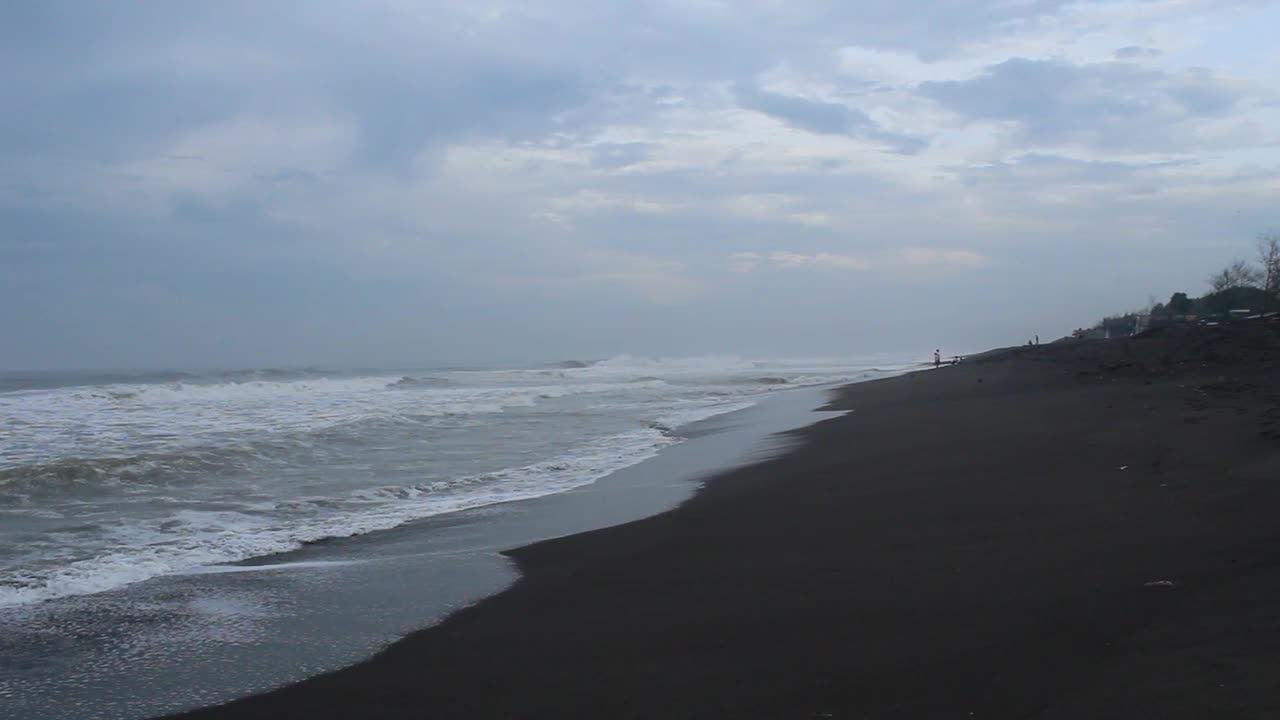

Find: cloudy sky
<box><xmin>3</xmin><ymin>1</ymin><xmax>1278</xmax><ymax>369</ymax></box>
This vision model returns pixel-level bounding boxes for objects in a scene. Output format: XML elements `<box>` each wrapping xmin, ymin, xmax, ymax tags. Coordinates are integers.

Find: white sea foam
<box><xmin>0</xmin><ymin>376</ymin><xmax>670</xmax><ymax>471</ymax></box>
<box><xmin>0</xmin><ymin>425</ymin><xmax>690</xmax><ymax>608</ymax></box>
<box><xmin>0</xmin><ymin>354</ymin><xmax>917</xmax><ymax>609</ymax></box>
<box><xmin>179</xmin><ymin>559</ymin><xmax>366</xmax><ymax>575</ymax></box>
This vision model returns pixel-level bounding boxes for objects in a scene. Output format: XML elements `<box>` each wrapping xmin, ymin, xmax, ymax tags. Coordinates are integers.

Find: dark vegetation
<box><xmin>1079</xmin><ymin>232</ymin><xmax>1280</xmax><ymax>339</ymax></box>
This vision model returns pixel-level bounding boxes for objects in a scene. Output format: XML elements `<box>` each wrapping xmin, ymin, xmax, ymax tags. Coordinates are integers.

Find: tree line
<box><xmin>1158</xmin><ymin>232</ymin><xmax>1280</xmax><ymax>318</ymax></box>
<box><xmin>1081</xmin><ymin>233</ymin><xmax>1279</xmax><ymax>339</ymax></box>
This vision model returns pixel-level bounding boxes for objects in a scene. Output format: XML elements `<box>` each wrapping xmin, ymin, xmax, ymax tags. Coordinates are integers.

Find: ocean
<box><xmin>0</xmin><ymin>354</ymin><xmax>917</xmax><ymax>718</ymax></box>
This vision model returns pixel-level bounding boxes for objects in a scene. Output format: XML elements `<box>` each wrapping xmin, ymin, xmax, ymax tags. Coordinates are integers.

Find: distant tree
<box><xmin>1167</xmin><ymin>292</ymin><xmax>1193</xmax><ymax>314</ymax></box>
<box><xmin>1257</xmin><ymin>232</ymin><xmax>1280</xmax><ymax>301</ymax></box>
<box><xmin>1209</xmin><ymin>259</ymin><xmax>1262</xmax><ymax>293</ymax></box>
<box><xmin>1201</xmin><ymin>286</ymin><xmax>1273</xmax><ymax>316</ymax></box>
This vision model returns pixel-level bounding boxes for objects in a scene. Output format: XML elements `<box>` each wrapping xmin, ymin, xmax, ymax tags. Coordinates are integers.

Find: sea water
<box><xmin>0</xmin><ymin>354</ymin><xmax>916</xmax><ymax>718</ymax></box>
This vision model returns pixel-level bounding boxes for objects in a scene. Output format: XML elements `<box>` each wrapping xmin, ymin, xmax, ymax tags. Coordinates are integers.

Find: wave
<box><xmin>0</xmin><ymin>394</ymin><xmax>766</xmax><ymax>609</ymax></box>
<box><xmin>0</xmin><ymin>446</ymin><xmax>275</xmax><ymax>498</ymax></box>
<box><xmin>2</xmin><ymin>356</ymin><xmax>911</xmax><ymax>397</ymax></box>
<box><xmin>0</xmin><ymin>377</ymin><xmax>719</xmax><ymax>495</ymax></box>
<box><xmin>0</xmin><ymin>370</ymin><xmax>203</xmax><ymax>394</ymax></box>
<box><xmin>588</xmin><ymin>354</ymin><xmax>757</xmax><ymax>373</ymax></box>
<box><xmin>0</xmin><ymin>428</ymin><xmax>677</xmax><ymax>609</ymax></box>
<box><xmin>85</xmin><ymin>375</ymin><xmax>399</xmax><ymax>402</ymax></box>
<box><xmin>385</xmin><ymin>375</ymin><xmax>453</xmax><ymax>390</ymax></box>
<box><xmin>0</xmin><ymin>353</ymin><xmax>925</xmax><ymax>610</ymax></box>
<box><xmin>0</xmin><ymin>367</ymin><xmax>360</xmax><ymax>395</ymax></box>
<box><xmin>545</xmin><ymin>359</ymin><xmax>598</xmax><ymax>369</ymax></box>
<box><xmin>0</xmin><ymin>375</ymin><xmax>691</xmax><ymax>477</ymax></box>
<box><xmin>439</xmin><ymin>355</ymin><xmax>921</xmax><ymax>391</ymax></box>
<box><xmin>551</xmin><ymin>355</ymin><xmax>919</xmax><ymax>388</ymax></box>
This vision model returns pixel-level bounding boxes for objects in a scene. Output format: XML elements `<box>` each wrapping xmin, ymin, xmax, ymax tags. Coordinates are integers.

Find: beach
<box><xmin>162</xmin><ymin>320</ymin><xmax>1280</xmax><ymax>719</ymax></box>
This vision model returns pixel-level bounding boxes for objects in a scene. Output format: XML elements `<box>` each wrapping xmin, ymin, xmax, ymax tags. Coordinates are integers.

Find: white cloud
<box><xmin>722</xmin><ymin>193</ymin><xmax>840</xmax><ymax>227</ymax></box>
<box><xmin>549</xmin><ymin>190</ymin><xmax>686</xmax><ymax>217</ymax></box>
<box><xmin>125</xmin><ymin>115</ymin><xmax>356</xmax><ymax>200</ymax></box>
<box><xmin>729</xmin><ymin>252</ymin><xmax>762</xmax><ymax>273</ymax></box>
<box><xmin>4</xmin><ymin>0</ymin><xmax>1280</xmax><ymax>366</ymax></box>
<box><xmin>901</xmin><ymin>247</ymin><xmax>990</xmax><ymax>269</ymax></box>
<box><xmin>730</xmin><ymin>248</ymin><xmax>988</xmax><ymax>273</ymax></box>
<box><xmin>768</xmin><ymin>251</ymin><xmax>874</xmax><ymax>271</ymax></box>
<box><xmin>496</xmin><ymin>248</ymin><xmax>698</xmax><ymax>305</ymax></box>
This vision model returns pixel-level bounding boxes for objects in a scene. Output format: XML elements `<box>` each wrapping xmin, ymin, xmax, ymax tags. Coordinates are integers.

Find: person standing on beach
<box><xmin>934</xmin><ymin>349</ymin><xmax>941</xmax><ymax>368</ymax></box>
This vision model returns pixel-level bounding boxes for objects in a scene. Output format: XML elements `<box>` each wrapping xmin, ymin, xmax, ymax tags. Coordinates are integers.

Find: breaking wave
<box><xmin>385</xmin><ymin>375</ymin><xmax>454</xmax><ymax>389</ymax></box>
<box><xmin>0</xmin><ymin>404</ymin><xmax>749</xmax><ymax>609</ymax></box>
<box><xmin>0</xmin><ymin>353</ymin><xmax>919</xmax><ymax>609</ymax></box>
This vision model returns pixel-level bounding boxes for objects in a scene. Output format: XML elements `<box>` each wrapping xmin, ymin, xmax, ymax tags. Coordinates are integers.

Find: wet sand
<box><xmin>168</xmin><ymin>320</ymin><xmax>1280</xmax><ymax>719</ymax></box>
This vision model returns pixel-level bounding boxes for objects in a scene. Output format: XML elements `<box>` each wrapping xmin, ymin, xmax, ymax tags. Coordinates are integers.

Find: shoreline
<box><xmin>4</xmin><ymin>385</ymin><xmax>854</xmax><ymax>720</ymax></box>
<box><xmin>170</xmin><ymin>322</ymin><xmax>1280</xmax><ymax>718</ymax></box>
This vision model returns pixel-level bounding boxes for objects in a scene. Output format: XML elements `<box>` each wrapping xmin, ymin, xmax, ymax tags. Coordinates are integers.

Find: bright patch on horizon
<box><xmin>730</xmin><ymin>249</ymin><xmax>989</xmax><ymax>273</ymax></box>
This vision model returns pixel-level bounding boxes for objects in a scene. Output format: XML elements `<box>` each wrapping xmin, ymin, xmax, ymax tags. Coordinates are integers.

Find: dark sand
<box><xmin>168</xmin><ymin>321</ymin><xmax>1280</xmax><ymax>719</ymax></box>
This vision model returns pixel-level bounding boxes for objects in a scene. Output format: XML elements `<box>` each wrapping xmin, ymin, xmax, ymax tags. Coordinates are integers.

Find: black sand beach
<box><xmin>168</xmin><ymin>320</ymin><xmax>1280</xmax><ymax>719</ymax></box>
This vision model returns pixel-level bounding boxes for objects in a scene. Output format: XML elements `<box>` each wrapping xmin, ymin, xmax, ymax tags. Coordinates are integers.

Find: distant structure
<box><xmin>1071</xmin><ymin>326</ymin><xmax>1108</xmax><ymax>340</ymax></box>
<box><xmin>1101</xmin><ymin>315</ymin><xmax>1139</xmax><ymax>339</ymax></box>
<box><xmin>1072</xmin><ymin>284</ymin><xmax>1277</xmax><ymax>342</ymax></box>
<box><xmin>1145</xmin><ymin>309</ymin><xmax>1198</xmax><ymax>331</ymax></box>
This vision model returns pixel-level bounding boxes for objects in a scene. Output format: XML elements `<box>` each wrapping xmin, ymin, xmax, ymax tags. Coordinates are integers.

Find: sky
<box><xmin>3</xmin><ymin>0</ymin><xmax>1279</xmax><ymax>369</ymax></box>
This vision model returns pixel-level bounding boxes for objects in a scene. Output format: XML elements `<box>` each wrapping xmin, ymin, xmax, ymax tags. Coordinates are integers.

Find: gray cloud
<box><xmin>1</xmin><ymin>3</ymin><xmax>610</xmax><ymax>172</ymax></box>
<box><xmin>3</xmin><ymin>1</ymin><xmax>1278</xmax><ymax>368</ymax></box>
<box><xmin>1115</xmin><ymin>46</ymin><xmax>1163</xmax><ymax>59</ymax></box>
<box><xmin>0</xmin><ymin>0</ymin><xmax>1093</xmax><ymax>166</ymax></box>
<box><xmin>734</xmin><ymin>82</ymin><xmax>928</xmax><ymax>153</ymax></box>
<box><xmin>919</xmin><ymin>58</ymin><xmax>1247</xmax><ymax>150</ymax></box>
<box><xmin>343</xmin><ymin>61</ymin><xmax>597</xmax><ymax>168</ymax></box>
<box><xmin>590</xmin><ymin>143</ymin><xmax>654</xmax><ymax>170</ymax></box>
<box><xmin>957</xmin><ymin>153</ymin><xmax>1198</xmax><ymax>184</ymax></box>
<box><xmin>734</xmin><ymin>83</ymin><xmax>863</xmax><ymax>135</ymax></box>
